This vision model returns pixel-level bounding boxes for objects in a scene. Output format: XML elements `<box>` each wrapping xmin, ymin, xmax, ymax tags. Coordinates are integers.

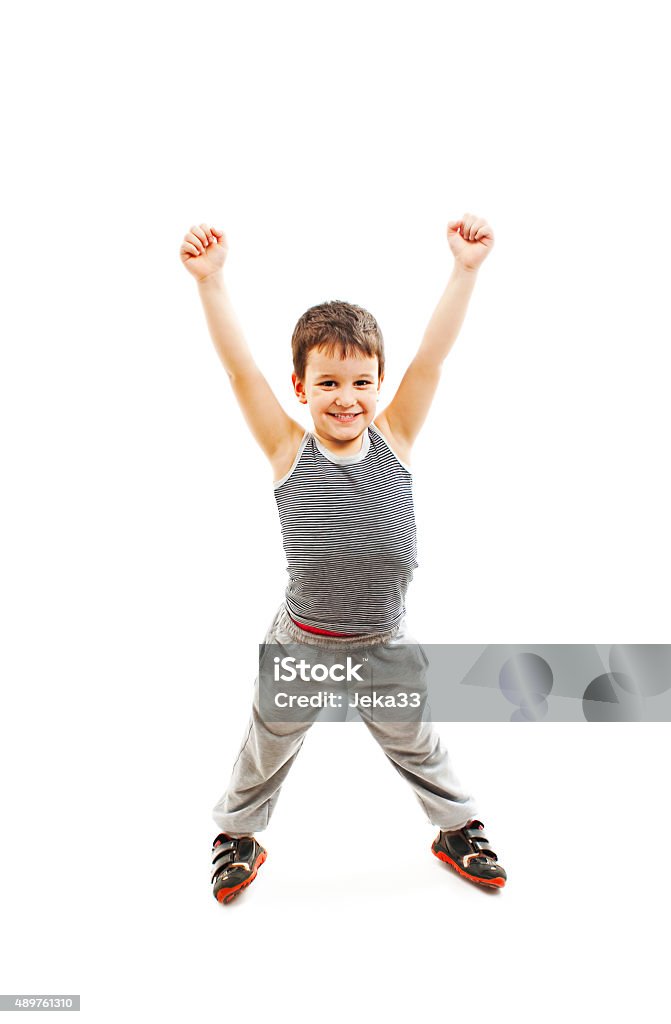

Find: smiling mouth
<box><xmin>329</xmin><ymin>412</ymin><xmax>361</xmax><ymax>421</ymax></box>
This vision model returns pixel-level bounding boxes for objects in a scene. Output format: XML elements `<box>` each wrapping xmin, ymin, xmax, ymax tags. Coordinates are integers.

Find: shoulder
<box><xmin>371</xmin><ymin>414</ymin><xmax>412</xmax><ymax>470</ymax></box>
<box><xmin>271</xmin><ymin>422</ymin><xmax>310</xmax><ymax>484</ymax></box>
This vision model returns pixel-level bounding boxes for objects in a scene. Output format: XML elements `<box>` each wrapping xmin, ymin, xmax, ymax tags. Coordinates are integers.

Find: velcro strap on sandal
<box><xmin>464</xmin><ymin>826</ymin><xmax>497</xmax><ymax>861</ymax></box>
<box><xmin>213</xmin><ymin>838</ymin><xmax>237</xmax><ymax>852</ymax></box>
<box><xmin>211</xmin><ymin>840</ymin><xmax>238</xmax><ymax>883</ymax></box>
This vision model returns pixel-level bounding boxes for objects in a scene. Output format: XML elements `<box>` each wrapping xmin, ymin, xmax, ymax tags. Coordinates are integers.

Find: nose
<box><xmin>335</xmin><ymin>388</ymin><xmax>356</xmax><ymax>407</ymax></box>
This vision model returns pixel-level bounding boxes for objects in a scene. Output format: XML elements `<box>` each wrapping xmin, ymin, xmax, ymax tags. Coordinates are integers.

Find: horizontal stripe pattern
<box><xmin>274</xmin><ymin>424</ymin><xmax>418</xmax><ymax>634</ymax></box>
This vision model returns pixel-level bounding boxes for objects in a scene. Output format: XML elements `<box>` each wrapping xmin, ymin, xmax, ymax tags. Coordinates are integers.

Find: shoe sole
<box><xmin>214</xmin><ymin>850</ymin><xmax>267</xmax><ymax>904</ymax></box>
<box><xmin>431</xmin><ymin>844</ymin><xmax>506</xmax><ymax>889</ymax></box>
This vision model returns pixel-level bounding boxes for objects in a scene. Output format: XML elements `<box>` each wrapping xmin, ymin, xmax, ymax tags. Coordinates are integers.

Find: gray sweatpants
<box><xmin>212</xmin><ymin>603</ymin><xmax>479</xmax><ymax>837</ymax></box>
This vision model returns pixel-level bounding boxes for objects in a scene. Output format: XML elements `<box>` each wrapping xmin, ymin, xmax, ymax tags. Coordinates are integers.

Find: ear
<box><xmin>292</xmin><ymin>372</ymin><xmax>308</xmax><ymax>404</ymax></box>
<box><xmin>377</xmin><ymin>373</ymin><xmax>384</xmax><ymax>392</ymax></box>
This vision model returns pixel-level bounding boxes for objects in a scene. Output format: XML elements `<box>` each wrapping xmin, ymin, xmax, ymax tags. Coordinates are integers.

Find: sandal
<box><xmin>432</xmin><ymin>819</ymin><xmax>507</xmax><ymax>888</ymax></box>
<box><xmin>211</xmin><ymin>833</ymin><xmax>267</xmax><ymax>904</ymax></box>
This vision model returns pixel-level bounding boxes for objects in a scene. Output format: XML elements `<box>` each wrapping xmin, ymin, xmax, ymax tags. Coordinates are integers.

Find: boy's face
<box><xmin>292</xmin><ymin>347</ymin><xmax>383</xmax><ymax>450</ymax></box>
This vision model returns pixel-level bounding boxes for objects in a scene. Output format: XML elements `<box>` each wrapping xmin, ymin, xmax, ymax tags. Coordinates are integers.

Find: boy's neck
<box><xmin>311</xmin><ymin>426</ymin><xmax>368</xmax><ymax>457</ymax></box>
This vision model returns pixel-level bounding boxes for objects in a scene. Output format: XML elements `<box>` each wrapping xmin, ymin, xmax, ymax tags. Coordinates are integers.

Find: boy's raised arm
<box><xmin>181</xmin><ymin>223</ymin><xmax>303</xmax><ymax>465</ymax></box>
<box><xmin>376</xmin><ymin>213</ymin><xmax>494</xmax><ymax>455</ymax></box>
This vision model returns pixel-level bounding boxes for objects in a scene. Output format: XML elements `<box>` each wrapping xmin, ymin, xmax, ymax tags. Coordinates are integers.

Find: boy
<box><xmin>180</xmin><ymin>214</ymin><xmax>507</xmax><ymax>901</ymax></box>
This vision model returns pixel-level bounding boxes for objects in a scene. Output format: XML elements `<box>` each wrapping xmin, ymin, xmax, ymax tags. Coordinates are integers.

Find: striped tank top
<box><xmin>273</xmin><ymin>422</ymin><xmax>418</xmax><ymax>634</ymax></box>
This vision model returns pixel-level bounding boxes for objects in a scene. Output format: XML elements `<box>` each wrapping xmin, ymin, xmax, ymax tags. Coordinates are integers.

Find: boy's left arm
<box><xmin>377</xmin><ymin>213</ymin><xmax>494</xmax><ymax>453</ymax></box>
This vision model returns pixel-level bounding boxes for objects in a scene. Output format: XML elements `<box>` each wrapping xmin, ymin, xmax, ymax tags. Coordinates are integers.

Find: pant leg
<box><xmin>211</xmin><ymin>686</ymin><xmax>314</xmax><ymax>836</ymax></box>
<box><xmin>355</xmin><ymin>618</ymin><xmax>479</xmax><ymax>831</ymax></box>
<box><xmin>359</xmin><ymin>716</ymin><xmax>478</xmax><ymax>830</ymax></box>
<box><xmin>211</xmin><ymin>604</ymin><xmax>320</xmax><ymax>836</ymax></box>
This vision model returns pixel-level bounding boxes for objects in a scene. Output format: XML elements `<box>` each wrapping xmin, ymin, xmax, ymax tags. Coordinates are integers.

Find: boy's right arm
<box><xmin>181</xmin><ymin>224</ymin><xmax>304</xmax><ymax>467</ymax></box>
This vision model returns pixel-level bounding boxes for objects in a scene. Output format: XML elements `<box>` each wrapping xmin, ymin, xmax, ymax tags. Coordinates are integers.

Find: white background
<box><xmin>1</xmin><ymin>1</ymin><xmax>670</xmax><ymax>1021</ymax></box>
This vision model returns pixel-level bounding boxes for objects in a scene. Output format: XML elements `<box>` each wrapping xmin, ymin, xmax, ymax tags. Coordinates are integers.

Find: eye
<box><xmin>319</xmin><ymin>381</ymin><xmax>336</xmax><ymax>387</ymax></box>
<box><xmin>355</xmin><ymin>380</ymin><xmax>373</xmax><ymax>386</ymax></box>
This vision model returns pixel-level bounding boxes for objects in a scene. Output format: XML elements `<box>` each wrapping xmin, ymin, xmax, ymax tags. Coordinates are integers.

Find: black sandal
<box><xmin>211</xmin><ymin>834</ymin><xmax>267</xmax><ymax>904</ymax></box>
<box><xmin>432</xmin><ymin>820</ymin><xmax>507</xmax><ymax>888</ymax></box>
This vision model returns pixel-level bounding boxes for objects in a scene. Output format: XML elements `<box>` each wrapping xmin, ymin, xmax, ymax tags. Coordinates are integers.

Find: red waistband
<box><xmin>289</xmin><ymin>616</ymin><xmax>364</xmax><ymax>638</ymax></box>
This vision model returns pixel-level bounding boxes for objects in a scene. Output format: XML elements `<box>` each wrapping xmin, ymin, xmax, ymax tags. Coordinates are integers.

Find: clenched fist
<box><xmin>180</xmin><ymin>223</ymin><xmax>228</xmax><ymax>282</ymax></box>
<box><xmin>447</xmin><ymin>214</ymin><xmax>494</xmax><ymax>272</ymax></box>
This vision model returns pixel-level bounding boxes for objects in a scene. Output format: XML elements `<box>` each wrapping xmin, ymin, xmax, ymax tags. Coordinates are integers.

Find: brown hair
<box><xmin>291</xmin><ymin>300</ymin><xmax>385</xmax><ymax>382</ymax></box>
